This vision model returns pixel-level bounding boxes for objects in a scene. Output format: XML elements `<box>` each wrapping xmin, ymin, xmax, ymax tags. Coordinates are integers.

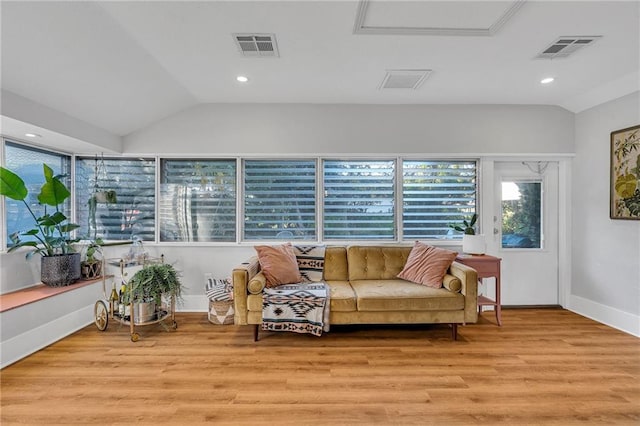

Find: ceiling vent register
<box><xmin>536</xmin><ymin>36</ymin><xmax>601</xmax><ymax>59</ymax></box>
<box><xmin>380</xmin><ymin>70</ymin><xmax>432</xmax><ymax>90</ymax></box>
<box><xmin>233</xmin><ymin>34</ymin><xmax>279</xmax><ymax>57</ymax></box>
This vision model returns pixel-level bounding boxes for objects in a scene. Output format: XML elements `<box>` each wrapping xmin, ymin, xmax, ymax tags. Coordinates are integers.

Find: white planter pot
<box><xmin>462</xmin><ymin>234</ymin><xmax>486</xmax><ymax>255</ymax></box>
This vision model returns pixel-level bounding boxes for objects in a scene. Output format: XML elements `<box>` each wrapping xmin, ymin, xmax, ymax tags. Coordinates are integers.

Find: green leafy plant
<box><xmin>449</xmin><ymin>213</ymin><xmax>478</xmax><ymax>235</ymax></box>
<box><xmin>123</xmin><ymin>263</ymin><xmax>183</xmax><ymax>305</ymax></box>
<box><xmin>0</xmin><ymin>164</ymin><xmax>80</xmax><ymax>258</ymax></box>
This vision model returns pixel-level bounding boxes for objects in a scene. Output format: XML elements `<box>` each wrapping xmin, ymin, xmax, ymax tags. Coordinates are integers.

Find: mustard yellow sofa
<box><xmin>232</xmin><ymin>245</ymin><xmax>478</xmax><ymax>340</ymax></box>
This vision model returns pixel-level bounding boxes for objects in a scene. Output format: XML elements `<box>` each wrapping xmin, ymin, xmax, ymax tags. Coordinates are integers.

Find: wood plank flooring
<box><xmin>1</xmin><ymin>309</ymin><xmax>639</xmax><ymax>425</ymax></box>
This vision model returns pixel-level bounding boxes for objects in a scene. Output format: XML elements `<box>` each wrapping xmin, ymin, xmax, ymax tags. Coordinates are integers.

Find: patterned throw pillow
<box><xmin>205</xmin><ymin>274</ymin><xmax>233</xmax><ymax>301</ymax></box>
<box><xmin>255</xmin><ymin>243</ymin><xmax>303</xmax><ymax>288</ymax></box>
<box><xmin>293</xmin><ymin>245</ymin><xmax>326</xmax><ymax>282</ymax></box>
<box><xmin>397</xmin><ymin>241</ymin><xmax>458</xmax><ymax>288</ymax></box>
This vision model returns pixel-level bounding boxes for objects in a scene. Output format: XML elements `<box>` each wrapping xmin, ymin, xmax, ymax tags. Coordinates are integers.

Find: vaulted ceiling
<box><xmin>1</xmin><ymin>1</ymin><xmax>638</xmax><ymax>138</ymax></box>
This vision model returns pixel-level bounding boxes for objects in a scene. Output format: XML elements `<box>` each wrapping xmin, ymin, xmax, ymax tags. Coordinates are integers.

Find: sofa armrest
<box><xmin>449</xmin><ymin>261</ymin><xmax>478</xmax><ymax>324</ymax></box>
<box><xmin>232</xmin><ymin>256</ymin><xmax>260</xmax><ymax>325</ymax></box>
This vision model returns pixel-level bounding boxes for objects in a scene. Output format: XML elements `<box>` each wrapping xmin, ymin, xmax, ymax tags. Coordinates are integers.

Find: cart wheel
<box><xmin>94</xmin><ymin>300</ymin><xmax>108</xmax><ymax>331</ymax></box>
<box><xmin>171</xmin><ymin>321</ymin><xmax>178</xmax><ymax>330</ymax></box>
<box><xmin>131</xmin><ymin>332</ymin><xmax>140</xmax><ymax>342</ymax></box>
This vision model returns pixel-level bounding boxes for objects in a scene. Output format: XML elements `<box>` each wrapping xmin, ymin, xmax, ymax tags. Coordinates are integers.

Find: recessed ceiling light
<box><xmin>25</xmin><ymin>133</ymin><xmax>41</xmax><ymax>138</ymax></box>
<box><xmin>540</xmin><ymin>77</ymin><xmax>555</xmax><ymax>84</ymax></box>
<box><xmin>236</xmin><ymin>76</ymin><xmax>249</xmax><ymax>83</ymax></box>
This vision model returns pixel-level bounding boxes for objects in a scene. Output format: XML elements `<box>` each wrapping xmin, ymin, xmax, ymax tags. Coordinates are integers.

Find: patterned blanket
<box><xmin>262</xmin><ymin>282</ymin><xmax>330</xmax><ymax>336</ymax></box>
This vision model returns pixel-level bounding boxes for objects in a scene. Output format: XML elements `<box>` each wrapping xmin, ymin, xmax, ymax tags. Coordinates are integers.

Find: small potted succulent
<box><xmin>449</xmin><ymin>213</ymin><xmax>485</xmax><ymax>255</ymax></box>
<box><xmin>0</xmin><ymin>164</ymin><xmax>81</xmax><ymax>286</ymax></box>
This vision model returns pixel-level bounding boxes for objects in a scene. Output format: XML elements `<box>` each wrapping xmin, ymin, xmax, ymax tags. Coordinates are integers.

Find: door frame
<box><xmin>479</xmin><ymin>156</ymin><xmax>572</xmax><ymax>308</ymax></box>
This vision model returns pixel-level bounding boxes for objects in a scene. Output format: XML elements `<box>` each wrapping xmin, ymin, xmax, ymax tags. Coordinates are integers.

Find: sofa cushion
<box><xmin>443</xmin><ymin>274</ymin><xmax>462</xmax><ymax>293</ymax></box>
<box><xmin>350</xmin><ymin>279</ymin><xmax>464</xmax><ymax>312</ymax></box>
<box><xmin>326</xmin><ymin>280</ymin><xmax>357</xmax><ymax>312</ymax></box>
<box><xmin>247</xmin><ymin>272</ymin><xmax>267</xmax><ymax>294</ymax></box>
<box><xmin>324</xmin><ymin>246</ymin><xmax>349</xmax><ymax>281</ymax></box>
<box><xmin>255</xmin><ymin>243</ymin><xmax>303</xmax><ymax>288</ymax></box>
<box><xmin>347</xmin><ymin>246</ymin><xmax>411</xmax><ymax>280</ymax></box>
<box><xmin>397</xmin><ymin>242</ymin><xmax>458</xmax><ymax>288</ymax></box>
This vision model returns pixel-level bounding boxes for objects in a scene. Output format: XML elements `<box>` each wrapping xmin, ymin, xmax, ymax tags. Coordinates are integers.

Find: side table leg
<box><xmin>495</xmin><ymin>272</ymin><xmax>502</xmax><ymax>326</ymax></box>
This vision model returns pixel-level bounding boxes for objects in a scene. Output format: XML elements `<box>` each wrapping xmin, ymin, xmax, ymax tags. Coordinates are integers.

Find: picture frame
<box><xmin>610</xmin><ymin>124</ymin><xmax>640</xmax><ymax>220</ymax></box>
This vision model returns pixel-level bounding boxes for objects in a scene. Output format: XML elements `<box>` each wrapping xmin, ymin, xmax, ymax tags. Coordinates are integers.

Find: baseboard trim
<box><xmin>0</xmin><ymin>304</ymin><xmax>93</xmax><ymax>369</ymax></box>
<box><xmin>569</xmin><ymin>295</ymin><xmax>640</xmax><ymax>337</ymax></box>
<box><xmin>176</xmin><ymin>295</ymin><xmax>208</xmax><ymax>313</ymax></box>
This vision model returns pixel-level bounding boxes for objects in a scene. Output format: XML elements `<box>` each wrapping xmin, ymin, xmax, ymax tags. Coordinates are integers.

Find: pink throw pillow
<box><xmin>255</xmin><ymin>243</ymin><xmax>303</xmax><ymax>288</ymax></box>
<box><xmin>397</xmin><ymin>241</ymin><xmax>458</xmax><ymax>288</ymax></box>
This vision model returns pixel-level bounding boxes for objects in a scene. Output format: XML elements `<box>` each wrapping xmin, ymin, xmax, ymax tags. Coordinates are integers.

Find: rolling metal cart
<box><xmin>94</xmin><ymin>256</ymin><xmax>177</xmax><ymax>342</ymax></box>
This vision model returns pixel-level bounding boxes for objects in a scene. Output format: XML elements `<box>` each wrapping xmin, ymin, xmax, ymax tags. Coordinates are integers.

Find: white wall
<box><xmin>1</xmin><ymin>90</ymin><xmax>122</xmax><ymax>153</ymax></box>
<box><xmin>571</xmin><ymin>91</ymin><xmax>640</xmax><ymax>336</ymax></box>
<box><xmin>125</xmin><ymin>103</ymin><xmax>574</xmax><ymax>154</ymax></box>
<box><xmin>121</xmin><ymin>102</ymin><xmax>575</xmax><ymax>305</ymax></box>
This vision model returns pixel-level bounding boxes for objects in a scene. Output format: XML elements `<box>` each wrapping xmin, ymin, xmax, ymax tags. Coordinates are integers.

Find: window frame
<box><xmin>499</xmin><ymin>176</ymin><xmax>545</xmax><ymax>251</ymax></box>
<box><xmin>400</xmin><ymin>158</ymin><xmax>479</xmax><ymax>242</ymax></box>
<box><xmin>1</xmin><ymin>151</ymin><xmax>480</xmax><ymax>249</ymax></box>
<box><xmin>159</xmin><ymin>158</ymin><xmax>238</xmax><ymax>243</ymax></box>
<box><xmin>321</xmin><ymin>157</ymin><xmax>397</xmax><ymax>242</ymax></box>
<box><xmin>75</xmin><ymin>155</ymin><xmax>157</xmax><ymax>242</ymax></box>
<box><xmin>241</xmin><ymin>158</ymin><xmax>318</xmax><ymax>242</ymax></box>
<box><xmin>2</xmin><ymin>138</ymin><xmax>74</xmax><ymax>251</ymax></box>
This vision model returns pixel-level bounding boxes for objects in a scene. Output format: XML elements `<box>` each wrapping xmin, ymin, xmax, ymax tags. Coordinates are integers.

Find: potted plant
<box><xmin>87</xmin><ymin>154</ymin><xmax>117</xmax><ymax>239</ymax></box>
<box><xmin>0</xmin><ymin>164</ymin><xmax>81</xmax><ymax>286</ymax></box>
<box><xmin>449</xmin><ymin>213</ymin><xmax>486</xmax><ymax>255</ymax></box>
<box><xmin>122</xmin><ymin>263</ymin><xmax>183</xmax><ymax>324</ymax></box>
<box><xmin>80</xmin><ymin>238</ymin><xmax>103</xmax><ymax>279</ymax></box>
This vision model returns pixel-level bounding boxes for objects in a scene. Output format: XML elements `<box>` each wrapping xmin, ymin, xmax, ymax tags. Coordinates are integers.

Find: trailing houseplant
<box><xmin>123</xmin><ymin>263</ymin><xmax>183</xmax><ymax>306</ymax></box>
<box><xmin>0</xmin><ymin>164</ymin><xmax>81</xmax><ymax>286</ymax></box>
<box><xmin>449</xmin><ymin>213</ymin><xmax>485</xmax><ymax>255</ymax></box>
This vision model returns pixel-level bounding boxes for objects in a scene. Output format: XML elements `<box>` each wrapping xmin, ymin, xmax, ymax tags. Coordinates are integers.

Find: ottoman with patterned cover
<box><xmin>205</xmin><ymin>275</ymin><xmax>234</xmax><ymax>325</ymax></box>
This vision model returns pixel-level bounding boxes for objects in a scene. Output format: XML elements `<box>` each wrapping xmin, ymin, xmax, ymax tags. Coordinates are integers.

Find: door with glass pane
<box><xmin>488</xmin><ymin>161</ymin><xmax>559</xmax><ymax>305</ymax></box>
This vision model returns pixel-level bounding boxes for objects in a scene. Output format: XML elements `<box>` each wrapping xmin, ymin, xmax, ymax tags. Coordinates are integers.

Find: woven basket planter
<box><xmin>208</xmin><ymin>300</ymin><xmax>234</xmax><ymax>325</ymax></box>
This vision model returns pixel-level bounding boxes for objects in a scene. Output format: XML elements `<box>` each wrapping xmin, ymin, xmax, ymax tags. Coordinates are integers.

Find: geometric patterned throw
<box><xmin>262</xmin><ymin>282</ymin><xmax>330</xmax><ymax>336</ymax></box>
<box><xmin>293</xmin><ymin>245</ymin><xmax>325</xmax><ymax>283</ymax></box>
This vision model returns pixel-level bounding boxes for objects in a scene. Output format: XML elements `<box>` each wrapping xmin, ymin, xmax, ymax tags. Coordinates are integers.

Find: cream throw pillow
<box><xmin>397</xmin><ymin>241</ymin><xmax>458</xmax><ymax>288</ymax></box>
<box><xmin>255</xmin><ymin>243</ymin><xmax>303</xmax><ymax>288</ymax></box>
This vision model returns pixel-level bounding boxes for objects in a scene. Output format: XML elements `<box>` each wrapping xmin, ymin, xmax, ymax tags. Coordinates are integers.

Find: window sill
<box><xmin>0</xmin><ymin>277</ymin><xmax>109</xmax><ymax>313</ymax></box>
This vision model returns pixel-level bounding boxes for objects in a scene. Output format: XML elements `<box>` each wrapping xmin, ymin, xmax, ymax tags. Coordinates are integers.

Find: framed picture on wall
<box><xmin>610</xmin><ymin>124</ymin><xmax>640</xmax><ymax>220</ymax></box>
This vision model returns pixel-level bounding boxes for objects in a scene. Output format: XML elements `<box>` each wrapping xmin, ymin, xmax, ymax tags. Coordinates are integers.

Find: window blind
<box><xmin>323</xmin><ymin>160</ymin><xmax>395</xmax><ymax>240</ymax></box>
<box><xmin>402</xmin><ymin>160</ymin><xmax>477</xmax><ymax>240</ymax></box>
<box><xmin>160</xmin><ymin>159</ymin><xmax>236</xmax><ymax>242</ymax></box>
<box><xmin>243</xmin><ymin>159</ymin><xmax>316</xmax><ymax>240</ymax></box>
<box><xmin>76</xmin><ymin>157</ymin><xmax>156</xmax><ymax>241</ymax></box>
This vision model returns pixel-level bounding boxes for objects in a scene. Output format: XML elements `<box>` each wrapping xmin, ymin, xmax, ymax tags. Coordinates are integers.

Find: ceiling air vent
<box><xmin>536</xmin><ymin>36</ymin><xmax>601</xmax><ymax>59</ymax></box>
<box><xmin>380</xmin><ymin>70</ymin><xmax>431</xmax><ymax>90</ymax></box>
<box><xmin>233</xmin><ymin>33</ymin><xmax>279</xmax><ymax>57</ymax></box>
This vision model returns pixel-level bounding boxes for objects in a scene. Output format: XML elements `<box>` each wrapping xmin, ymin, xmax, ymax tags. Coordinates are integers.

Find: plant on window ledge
<box><xmin>0</xmin><ymin>164</ymin><xmax>81</xmax><ymax>286</ymax></box>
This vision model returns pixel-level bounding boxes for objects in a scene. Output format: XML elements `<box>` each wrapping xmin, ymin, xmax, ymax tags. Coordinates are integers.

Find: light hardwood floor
<box><xmin>1</xmin><ymin>309</ymin><xmax>639</xmax><ymax>425</ymax></box>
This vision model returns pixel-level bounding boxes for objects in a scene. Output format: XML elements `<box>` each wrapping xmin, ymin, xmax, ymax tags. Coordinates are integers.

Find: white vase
<box><xmin>462</xmin><ymin>234</ymin><xmax>486</xmax><ymax>255</ymax></box>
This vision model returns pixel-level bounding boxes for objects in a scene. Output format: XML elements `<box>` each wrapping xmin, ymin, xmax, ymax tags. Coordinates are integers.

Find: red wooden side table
<box><xmin>456</xmin><ymin>254</ymin><xmax>502</xmax><ymax>326</ymax></box>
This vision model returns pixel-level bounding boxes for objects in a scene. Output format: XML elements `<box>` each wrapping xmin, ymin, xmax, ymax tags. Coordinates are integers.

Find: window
<box><xmin>160</xmin><ymin>159</ymin><xmax>236</xmax><ymax>242</ymax></box>
<box><xmin>501</xmin><ymin>180</ymin><xmax>542</xmax><ymax>249</ymax></box>
<box><xmin>323</xmin><ymin>160</ymin><xmax>395</xmax><ymax>240</ymax></box>
<box><xmin>4</xmin><ymin>141</ymin><xmax>71</xmax><ymax>246</ymax></box>
<box><xmin>76</xmin><ymin>157</ymin><xmax>155</xmax><ymax>241</ymax></box>
<box><xmin>402</xmin><ymin>160</ymin><xmax>477</xmax><ymax>240</ymax></box>
<box><xmin>244</xmin><ymin>159</ymin><xmax>316</xmax><ymax>240</ymax></box>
